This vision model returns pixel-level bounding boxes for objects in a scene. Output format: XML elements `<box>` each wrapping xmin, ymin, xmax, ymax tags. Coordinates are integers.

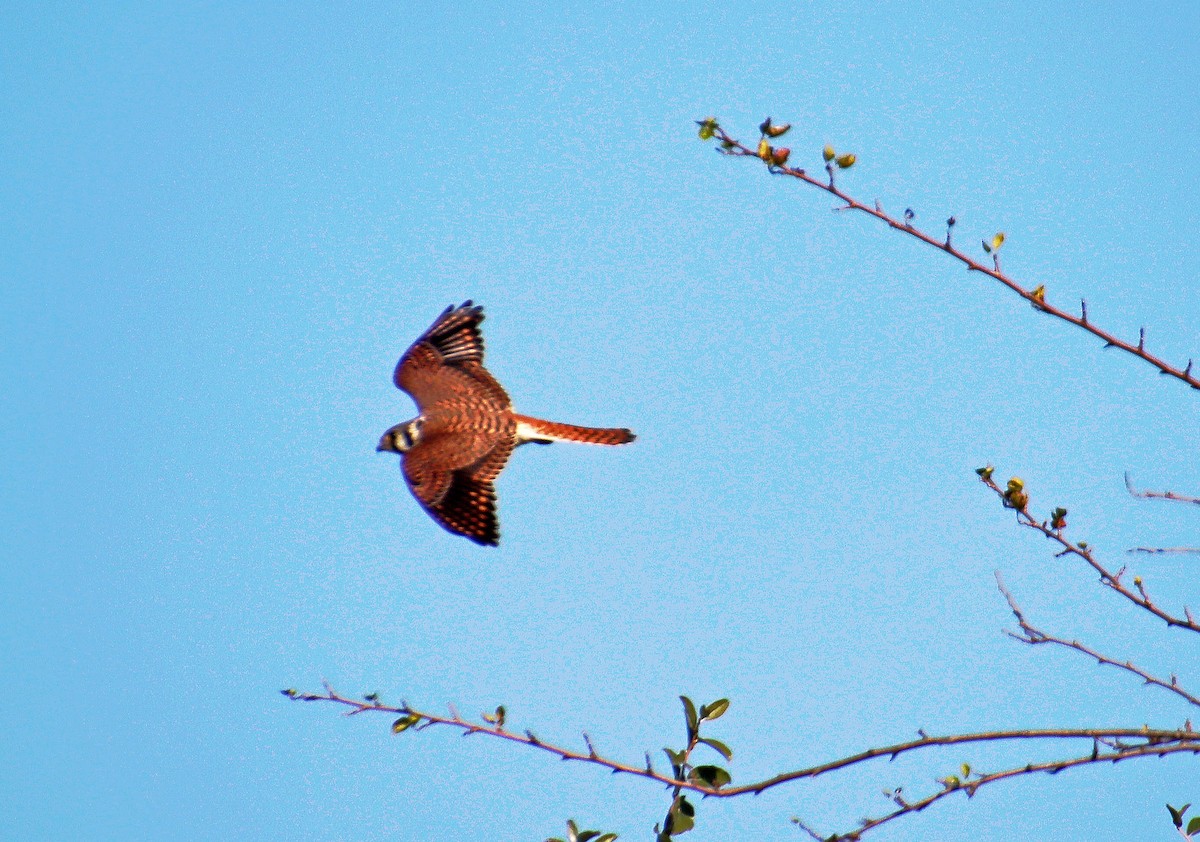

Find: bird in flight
<box><xmin>378</xmin><ymin>301</ymin><xmax>635</xmax><ymax>545</ymax></box>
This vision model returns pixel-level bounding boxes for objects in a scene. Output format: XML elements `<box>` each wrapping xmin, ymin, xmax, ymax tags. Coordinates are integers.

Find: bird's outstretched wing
<box><xmin>394</xmin><ymin>301</ymin><xmax>510</xmax><ymax>412</ymax></box>
<box><xmin>402</xmin><ymin>445</ymin><xmax>500</xmax><ymax>546</ymax></box>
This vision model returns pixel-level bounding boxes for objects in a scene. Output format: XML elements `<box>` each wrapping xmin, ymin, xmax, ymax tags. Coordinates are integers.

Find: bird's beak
<box><xmin>376</xmin><ymin>433</ymin><xmax>392</xmax><ymax>453</ymax></box>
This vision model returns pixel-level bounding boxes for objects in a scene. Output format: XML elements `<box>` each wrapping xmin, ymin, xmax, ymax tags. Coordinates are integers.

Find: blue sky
<box><xmin>4</xmin><ymin>3</ymin><xmax>1199</xmax><ymax>840</ymax></box>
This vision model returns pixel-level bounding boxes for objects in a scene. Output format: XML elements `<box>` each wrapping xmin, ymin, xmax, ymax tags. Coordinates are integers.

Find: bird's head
<box><xmin>377</xmin><ymin>418</ymin><xmax>423</xmax><ymax>454</ymax></box>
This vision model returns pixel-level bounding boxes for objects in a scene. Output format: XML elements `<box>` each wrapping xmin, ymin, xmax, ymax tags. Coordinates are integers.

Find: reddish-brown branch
<box><xmin>284</xmin><ymin>685</ymin><xmax>1199</xmax><ymax>799</ymax></box>
<box><xmin>793</xmin><ymin>739</ymin><xmax>1200</xmax><ymax>841</ymax></box>
<box><xmin>996</xmin><ymin>573</ymin><xmax>1200</xmax><ymax>708</ymax></box>
<box><xmin>707</xmin><ymin>125</ymin><xmax>1200</xmax><ymax>392</ymax></box>
<box><xmin>978</xmin><ymin>474</ymin><xmax>1200</xmax><ymax>633</ymax></box>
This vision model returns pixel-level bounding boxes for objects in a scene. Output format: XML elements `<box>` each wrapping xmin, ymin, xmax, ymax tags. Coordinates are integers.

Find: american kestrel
<box><xmin>378</xmin><ymin>301</ymin><xmax>635</xmax><ymax>545</ymax></box>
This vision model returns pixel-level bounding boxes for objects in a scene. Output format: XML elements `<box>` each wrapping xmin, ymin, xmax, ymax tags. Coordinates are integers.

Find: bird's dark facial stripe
<box><xmin>379</xmin><ymin>419</ymin><xmax>423</xmax><ymax>454</ymax></box>
<box><xmin>395</xmin><ymin>418</ymin><xmax>423</xmax><ymax>452</ymax></box>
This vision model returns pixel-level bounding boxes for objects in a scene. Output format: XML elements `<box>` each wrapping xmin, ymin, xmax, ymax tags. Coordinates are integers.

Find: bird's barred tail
<box><xmin>514</xmin><ymin>415</ymin><xmax>636</xmax><ymax>446</ymax></box>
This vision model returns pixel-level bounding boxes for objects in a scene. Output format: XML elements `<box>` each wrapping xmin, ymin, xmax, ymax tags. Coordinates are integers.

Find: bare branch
<box><xmin>1126</xmin><ymin>473</ymin><xmax>1200</xmax><ymax>506</ymax></box>
<box><xmin>796</xmin><ymin>740</ymin><xmax>1200</xmax><ymax>841</ymax></box>
<box><xmin>708</xmin><ymin>125</ymin><xmax>1200</xmax><ymax>392</ymax></box>
<box><xmin>996</xmin><ymin>572</ymin><xmax>1200</xmax><ymax>708</ymax></box>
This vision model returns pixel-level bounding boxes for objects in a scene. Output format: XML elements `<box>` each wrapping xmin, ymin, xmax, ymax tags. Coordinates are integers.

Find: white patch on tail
<box><xmin>515</xmin><ymin>418</ymin><xmax>559</xmax><ymax>445</ymax></box>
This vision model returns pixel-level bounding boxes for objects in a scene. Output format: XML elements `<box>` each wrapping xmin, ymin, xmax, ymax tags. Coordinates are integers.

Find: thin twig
<box><xmin>710</xmin><ymin>126</ymin><xmax>1200</xmax><ymax>391</ymax></box>
<box><xmin>1125</xmin><ymin>473</ymin><xmax>1200</xmax><ymax>506</ymax></box>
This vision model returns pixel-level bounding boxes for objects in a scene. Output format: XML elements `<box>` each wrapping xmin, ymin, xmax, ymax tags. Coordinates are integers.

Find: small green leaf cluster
<box><xmin>1050</xmin><ymin>507</ymin><xmax>1067</xmax><ymax>530</ymax></box>
<box><xmin>822</xmin><ymin>144</ymin><xmax>856</xmax><ymax>169</ymax></box>
<box><xmin>939</xmin><ymin>762</ymin><xmax>980</xmax><ymax>793</ymax></box>
<box><xmin>546</xmin><ymin>818</ymin><xmax>618</xmax><ymax>842</ymax></box>
<box><xmin>657</xmin><ymin>697</ymin><xmax>733</xmax><ymax>839</ymax></box>
<box><xmin>695</xmin><ymin>117</ymin><xmax>740</xmax><ymax>153</ymax></box>
<box><xmin>1168</xmin><ymin>803</ymin><xmax>1200</xmax><ymax>838</ymax></box>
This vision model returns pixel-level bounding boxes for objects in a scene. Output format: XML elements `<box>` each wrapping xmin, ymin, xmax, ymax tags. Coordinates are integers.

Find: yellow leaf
<box><xmin>392</xmin><ymin>713</ymin><xmax>422</xmax><ymax>733</ymax></box>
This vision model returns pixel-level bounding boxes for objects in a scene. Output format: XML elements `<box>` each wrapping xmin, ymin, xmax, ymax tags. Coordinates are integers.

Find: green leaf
<box><xmin>1168</xmin><ymin>803</ymin><xmax>1187</xmax><ymax>828</ymax></box>
<box><xmin>668</xmin><ymin>796</ymin><xmax>695</xmax><ymax>835</ymax></box>
<box><xmin>699</xmin><ymin>698</ymin><xmax>730</xmax><ymax>722</ymax></box>
<box><xmin>1188</xmin><ymin>816</ymin><xmax>1200</xmax><ymax>836</ymax></box>
<box><xmin>596</xmin><ymin>835</ymin><xmax>619</xmax><ymax>842</ymax></box>
<box><xmin>689</xmin><ymin>765</ymin><xmax>732</xmax><ymax>789</ymax></box>
<box><xmin>680</xmin><ymin>696</ymin><xmax>699</xmax><ymax>736</ymax></box>
<box><xmin>663</xmin><ymin>747</ymin><xmax>686</xmax><ymax>769</ymax></box>
<box><xmin>391</xmin><ymin>713</ymin><xmax>422</xmax><ymax>733</ymax></box>
<box><xmin>698</xmin><ymin>737</ymin><xmax>733</xmax><ymax>761</ymax></box>
<box><xmin>578</xmin><ymin>831</ymin><xmax>601</xmax><ymax>842</ymax></box>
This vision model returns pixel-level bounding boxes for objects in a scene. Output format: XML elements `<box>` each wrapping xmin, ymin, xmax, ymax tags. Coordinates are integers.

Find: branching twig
<box><xmin>795</xmin><ymin>739</ymin><xmax>1200</xmax><ymax>841</ymax></box>
<box><xmin>978</xmin><ymin>474</ymin><xmax>1200</xmax><ymax>633</ymax></box>
<box><xmin>707</xmin><ymin>125</ymin><xmax>1200</xmax><ymax>392</ymax></box>
<box><xmin>996</xmin><ymin>572</ymin><xmax>1200</xmax><ymax>708</ymax></box>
